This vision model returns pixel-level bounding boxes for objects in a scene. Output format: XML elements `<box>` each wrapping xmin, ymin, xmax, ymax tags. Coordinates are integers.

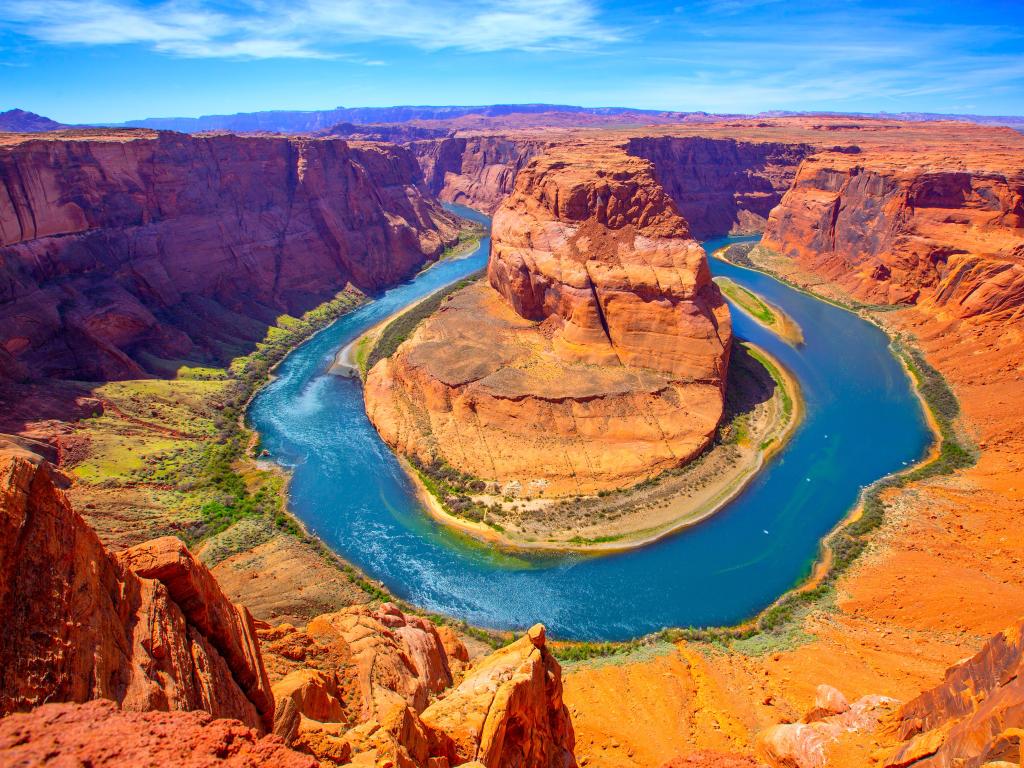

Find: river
<box><xmin>247</xmin><ymin>204</ymin><xmax>930</xmax><ymax>641</ymax></box>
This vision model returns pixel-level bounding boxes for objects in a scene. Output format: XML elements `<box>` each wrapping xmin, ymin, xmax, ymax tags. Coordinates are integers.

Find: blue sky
<box><xmin>1</xmin><ymin>0</ymin><xmax>1022</xmax><ymax>123</ymax></box>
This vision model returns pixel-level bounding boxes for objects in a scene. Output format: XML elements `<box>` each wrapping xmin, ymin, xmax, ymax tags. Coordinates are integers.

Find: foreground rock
<box><xmin>263</xmin><ymin>611</ymin><xmax>574</xmax><ymax>767</ymax></box>
<box><xmin>0</xmin><ymin>129</ymin><xmax>458</xmax><ymax>381</ymax></box>
<box><xmin>421</xmin><ymin>624</ymin><xmax>575</xmax><ymax>767</ymax></box>
<box><xmin>0</xmin><ymin>439</ymin><xmax>272</xmax><ymax>729</ymax></box>
<box><xmin>757</xmin><ymin>690</ymin><xmax>896</xmax><ymax>768</ymax></box>
<box><xmin>0</xmin><ymin>700</ymin><xmax>316</xmax><ymax>767</ymax></box>
<box><xmin>0</xmin><ymin>439</ymin><xmax>576</xmax><ymax>766</ymax></box>
<box><xmin>883</xmin><ymin>618</ymin><xmax>1024</xmax><ymax>768</ymax></box>
<box><xmin>755</xmin><ymin>619</ymin><xmax>1024</xmax><ymax>768</ymax></box>
<box><xmin>367</xmin><ymin>143</ymin><xmax>731</xmax><ymax>495</ymax></box>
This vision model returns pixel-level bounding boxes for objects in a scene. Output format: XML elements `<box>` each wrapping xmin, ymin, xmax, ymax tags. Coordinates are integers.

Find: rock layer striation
<box><xmin>762</xmin><ymin>143</ymin><xmax>1024</xmax><ymax>315</ymax></box>
<box><xmin>0</xmin><ymin>440</ymin><xmax>273</xmax><ymax>730</ymax></box>
<box><xmin>0</xmin><ymin>130</ymin><xmax>458</xmax><ymax>381</ymax></box>
<box><xmin>367</xmin><ymin>143</ymin><xmax>731</xmax><ymax>495</ymax></box>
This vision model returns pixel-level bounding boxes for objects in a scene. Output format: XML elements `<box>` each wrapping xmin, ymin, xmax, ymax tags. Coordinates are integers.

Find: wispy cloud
<box><xmin>0</xmin><ymin>0</ymin><xmax>616</xmax><ymax>59</ymax></box>
<box><xmin>604</xmin><ymin>3</ymin><xmax>1024</xmax><ymax>113</ymax></box>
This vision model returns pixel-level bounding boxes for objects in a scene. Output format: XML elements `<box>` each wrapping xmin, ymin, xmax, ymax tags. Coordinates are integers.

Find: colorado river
<box><xmin>247</xmin><ymin>204</ymin><xmax>931</xmax><ymax>640</ymax></box>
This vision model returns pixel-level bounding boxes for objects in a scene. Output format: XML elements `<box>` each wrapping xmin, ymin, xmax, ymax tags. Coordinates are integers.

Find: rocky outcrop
<box><xmin>883</xmin><ymin>618</ymin><xmax>1024</xmax><ymax>768</ymax></box>
<box><xmin>367</xmin><ymin>143</ymin><xmax>731</xmax><ymax>495</ymax></box>
<box><xmin>261</xmin><ymin>603</ymin><xmax>464</xmax><ymax>765</ymax></box>
<box><xmin>0</xmin><ymin>130</ymin><xmax>458</xmax><ymax>381</ymax></box>
<box><xmin>0</xmin><ymin>441</ymin><xmax>273</xmax><ymax>730</ymax></box>
<box><xmin>757</xmin><ymin>688</ymin><xmax>897</xmax><ymax>768</ymax></box>
<box><xmin>0</xmin><ymin>700</ymin><xmax>316</xmax><ymax>767</ymax></box>
<box><xmin>261</xmin><ymin>613</ymin><xmax>573</xmax><ymax>768</ymax></box>
<box><xmin>762</xmin><ymin>148</ymin><xmax>1024</xmax><ymax>314</ymax></box>
<box><xmin>412</xmin><ymin>135</ymin><xmax>553</xmax><ymax>212</ymax></box>
<box><xmin>486</xmin><ymin>147</ymin><xmax>730</xmax><ymax>380</ymax></box>
<box><xmin>421</xmin><ymin>624</ymin><xmax>576</xmax><ymax>768</ymax></box>
<box><xmin>753</xmin><ymin>620</ymin><xmax>1024</xmax><ymax>768</ymax></box>
<box><xmin>0</xmin><ymin>440</ymin><xmax>575</xmax><ymax>765</ymax></box>
<box><xmin>626</xmin><ymin>136</ymin><xmax>812</xmax><ymax>238</ymax></box>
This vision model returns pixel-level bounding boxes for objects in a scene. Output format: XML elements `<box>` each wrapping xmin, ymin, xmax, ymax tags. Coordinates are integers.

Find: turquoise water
<box><xmin>248</xmin><ymin>205</ymin><xmax>931</xmax><ymax>641</ymax></box>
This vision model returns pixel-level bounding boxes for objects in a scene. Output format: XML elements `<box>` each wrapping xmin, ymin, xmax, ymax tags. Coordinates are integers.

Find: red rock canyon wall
<box><xmin>0</xmin><ymin>130</ymin><xmax>458</xmax><ymax>381</ymax></box>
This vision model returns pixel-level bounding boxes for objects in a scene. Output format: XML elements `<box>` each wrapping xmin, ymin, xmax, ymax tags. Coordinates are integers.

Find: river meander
<box><xmin>247</xmin><ymin>204</ymin><xmax>930</xmax><ymax>641</ymax></box>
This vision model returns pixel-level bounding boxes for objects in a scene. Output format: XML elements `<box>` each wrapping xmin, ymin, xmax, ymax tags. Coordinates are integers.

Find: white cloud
<box><xmin>0</xmin><ymin>0</ymin><xmax>616</xmax><ymax>59</ymax></box>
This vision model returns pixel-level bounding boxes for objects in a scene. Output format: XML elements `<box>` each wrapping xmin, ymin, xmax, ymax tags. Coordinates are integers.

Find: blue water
<box><xmin>248</xmin><ymin>205</ymin><xmax>931</xmax><ymax>641</ymax></box>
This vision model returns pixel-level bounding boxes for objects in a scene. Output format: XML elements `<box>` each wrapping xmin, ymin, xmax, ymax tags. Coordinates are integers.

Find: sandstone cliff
<box><xmin>0</xmin><ymin>440</ymin><xmax>273</xmax><ymax>730</ymax></box>
<box><xmin>755</xmin><ymin>620</ymin><xmax>1024</xmax><ymax>768</ymax></box>
<box><xmin>626</xmin><ymin>136</ymin><xmax>812</xmax><ymax>239</ymax></box>
<box><xmin>366</xmin><ymin>143</ymin><xmax>731</xmax><ymax>496</ymax></box>
<box><xmin>0</xmin><ymin>130</ymin><xmax>458</xmax><ymax>381</ymax></box>
<box><xmin>412</xmin><ymin>135</ymin><xmax>554</xmax><ymax>213</ymax></box>
<box><xmin>762</xmin><ymin>147</ymin><xmax>1024</xmax><ymax>314</ymax></box>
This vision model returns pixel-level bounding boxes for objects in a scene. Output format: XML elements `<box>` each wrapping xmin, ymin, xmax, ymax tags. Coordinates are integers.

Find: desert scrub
<box><xmin>72</xmin><ymin>289</ymin><xmax>366</xmax><ymax>547</ymax></box>
<box><xmin>410</xmin><ymin>456</ymin><xmax>493</xmax><ymax>524</ymax></box>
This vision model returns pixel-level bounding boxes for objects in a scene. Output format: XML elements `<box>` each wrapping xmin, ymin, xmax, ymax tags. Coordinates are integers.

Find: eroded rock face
<box><xmin>260</xmin><ymin>614</ymin><xmax>573</xmax><ymax>768</ymax></box>
<box><xmin>0</xmin><ymin>441</ymin><xmax>273</xmax><ymax>730</ymax></box>
<box><xmin>0</xmin><ymin>700</ymin><xmax>316</xmax><ymax>768</ymax></box>
<box><xmin>0</xmin><ymin>130</ymin><xmax>458</xmax><ymax>380</ymax></box>
<box><xmin>412</xmin><ymin>135</ymin><xmax>553</xmax><ymax>213</ymax></box>
<box><xmin>762</xmin><ymin>149</ymin><xmax>1024</xmax><ymax>315</ymax></box>
<box><xmin>366</xmin><ymin>144</ymin><xmax>731</xmax><ymax>495</ymax></box>
<box><xmin>421</xmin><ymin>624</ymin><xmax>576</xmax><ymax>768</ymax></box>
<box><xmin>884</xmin><ymin>618</ymin><xmax>1024</xmax><ymax>768</ymax></box>
<box><xmin>757</xmin><ymin>691</ymin><xmax>896</xmax><ymax>768</ymax></box>
<box><xmin>626</xmin><ymin>136</ymin><xmax>812</xmax><ymax>239</ymax></box>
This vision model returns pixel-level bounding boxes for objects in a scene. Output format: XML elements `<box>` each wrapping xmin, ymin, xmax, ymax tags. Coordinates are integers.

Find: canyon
<box><xmin>1</xmin><ymin>114</ymin><xmax>1023</xmax><ymax>768</ymax></box>
<box><xmin>0</xmin><ymin>129</ymin><xmax>457</xmax><ymax>381</ymax></box>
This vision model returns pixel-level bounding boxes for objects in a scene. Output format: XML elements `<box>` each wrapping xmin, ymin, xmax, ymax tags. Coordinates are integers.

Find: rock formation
<box><xmin>883</xmin><ymin>618</ymin><xmax>1024</xmax><ymax>767</ymax></box>
<box><xmin>0</xmin><ymin>130</ymin><xmax>458</xmax><ymax>381</ymax></box>
<box><xmin>625</xmin><ymin>136</ymin><xmax>812</xmax><ymax>238</ymax></box>
<box><xmin>756</xmin><ymin>688</ymin><xmax>897</xmax><ymax>768</ymax></box>
<box><xmin>0</xmin><ymin>438</ymin><xmax>576</xmax><ymax>766</ymax></box>
<box><xmin>366</xmin><ymin>143</ymin><xmax>731</xmax><ymax>495</ymax></box>
<box><xmin>420</xmin><ymin>624</ymin><xmax>576</xmax><ymax>768</ymax></box>
<box><xmin>762</xmin><ymin>145</ymin><xmax>1024</xmax><ymax>314</ymax></box>
<box><xmin>0</xmin><ymin>439</ymin><xmax>273</xmax><ymax>730</ymax></box>
<box><xmin>412</xmin><ymin>135</ymin><xmax>554</xmax><ymax>213</ymax></box>
<box><xmin>260</xmin><ymin>611</ymin><xmax>573</xmax><ymax>767</ymax></box>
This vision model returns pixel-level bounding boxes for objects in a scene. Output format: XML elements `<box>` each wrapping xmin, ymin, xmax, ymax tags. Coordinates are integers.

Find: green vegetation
<box><xmin>745</xmin><ymin>345</ymin><xmax>793</xmax><ymax>419</ymax></box>
<box><xmin>715</xmin><ymin>276</ymin><xmax>777</xmax><ymax>325</ymax></box>
<box><xmin>364</xmin><ymin>271</ymin><xmax>483</xmax><ymax>373</ymax></box>
<box><xmin>411</xmin><ymin>456</ymin><xmax>496</xmax><ymax>524</ymax></box>
<box><xmin>567</xmin><ymin>534</ymin><xmax>625</xmax><ymax>545</ymax></box>
<box><xmin>353</xmin><ymin>335</ymin><xmax>374</xmax><ymax>377</ymax></box>
<box><xmin>73</xmin><ymin>290</ymin><xmax>366</xmax><ymax>548</ymax></box>
<box><xmin>434</xmin><ymin>221</ymin><xmax>486</xmax><ymax>264</ymax></box>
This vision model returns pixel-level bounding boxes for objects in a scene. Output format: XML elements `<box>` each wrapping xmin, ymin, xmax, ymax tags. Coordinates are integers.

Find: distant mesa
<box><xmin>0</xmin><ymin>109</ymin><xmax>65</xmax><ymax>132</ymax></box>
